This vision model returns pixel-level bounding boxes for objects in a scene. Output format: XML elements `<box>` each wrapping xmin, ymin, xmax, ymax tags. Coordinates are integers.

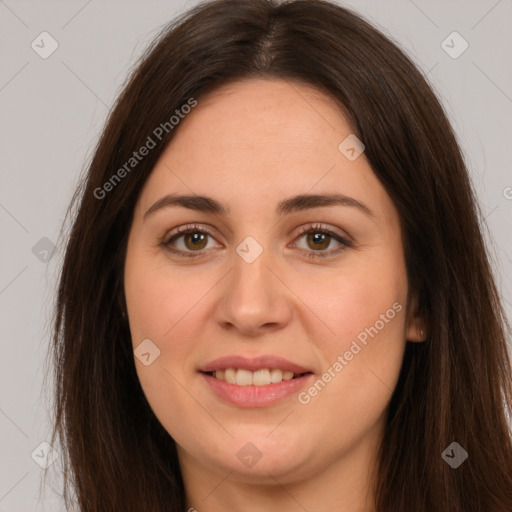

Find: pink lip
<box><xmin>199</xmin><ymin>355</ymin><xmax>314</xmax><ymax>408</ymax></box>
<box><xmin>199</xmin><ymin>354</ymin><xmax>312</xmax><ymax>374</ymax></box>
<box><xmin>201</xmin><ymin>372</ymin><xmax>314</xmax><ymax>408</ymax></box>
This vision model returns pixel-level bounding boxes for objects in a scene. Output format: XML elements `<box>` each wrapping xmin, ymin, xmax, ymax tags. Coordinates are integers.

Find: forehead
<box><xmin>136</xmin><ymin>78</ymin><xmax>392</xmax><ymax>223</ymax></box>
<box><xmin>170</xmin><ymin>78</ymin><xmax>350</xmax><ymax>163</ymax></box>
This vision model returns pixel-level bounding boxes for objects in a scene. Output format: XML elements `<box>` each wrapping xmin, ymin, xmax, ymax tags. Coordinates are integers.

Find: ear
<box><xmin>405</xmin><ymin>294</ymin><xmax>427</xmax><ymax>343</ymax></box>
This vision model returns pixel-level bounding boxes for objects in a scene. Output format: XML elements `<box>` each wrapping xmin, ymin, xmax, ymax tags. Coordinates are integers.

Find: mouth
<box><xmin>198</xmin><ymin>355</ymin><xmax>315</xmax><ymax>407</ymax></box>
<box><xmin>201</xmin><ymin>368</ymin><xmax>312</xmax><ymax>386</ymax></box>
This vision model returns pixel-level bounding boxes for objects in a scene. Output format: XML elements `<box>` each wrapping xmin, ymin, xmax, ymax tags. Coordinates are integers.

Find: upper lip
<box><xmin>199</xmin><ymin>355</ymin><xmax>313</xmax><ymax>374</ymax></box>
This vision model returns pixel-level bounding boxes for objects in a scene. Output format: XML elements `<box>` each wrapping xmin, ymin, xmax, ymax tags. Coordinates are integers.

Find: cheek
<box><xmin>297</xmin><ymin>253</ymin><xmax>407</xmax><ymax>359</ymax></box>
<box><xmin>124</xmin><ymin>246</ymin><xmax>222</xmax><ymax>395</ymax></box>
<box><xmin>293</xmin><ymin>250</ymin><xmax>408</xmax><ymax>418</ymax></box>
<box><xmin>125</xmin><ymin>245</ymin><xmax>202</xmax><ymax>346</ymax></box>
<box><xmin>124</xmin><ymin>248</ymin><xmax>208</xmax><ymax>432</ymax></box>
<box><xmin>294</xmin><ymin>254</ymin><xmax>407</xmax><ymax>436</ymax></box>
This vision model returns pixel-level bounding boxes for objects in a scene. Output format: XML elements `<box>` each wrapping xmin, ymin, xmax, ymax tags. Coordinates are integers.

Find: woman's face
<box><xmin>124</xmin><ymin>78</ymin><xmax>423</xmax><ymax>486</ymax></box>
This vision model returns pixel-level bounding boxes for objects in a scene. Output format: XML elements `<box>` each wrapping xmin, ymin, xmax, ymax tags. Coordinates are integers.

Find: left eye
<box><xmin>293</xmin><ymin>229</ymin><xmax>341</xmax><ymax>251</ymax></box>
<box><xmin>290</xmin><ymin>225</ymin><xmax>351</xmax><ymax>259</ymax></box>
<box><xmin>162</xmin><ymin>224</ymin><xmax>351</xmax><ymax>259</ymax></box>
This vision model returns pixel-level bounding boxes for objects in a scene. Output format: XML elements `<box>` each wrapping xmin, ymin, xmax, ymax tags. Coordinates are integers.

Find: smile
<box><xmin>206</xmin><ymin>368</ymin><xmax>307</xmax><ymax>386</ymax></box>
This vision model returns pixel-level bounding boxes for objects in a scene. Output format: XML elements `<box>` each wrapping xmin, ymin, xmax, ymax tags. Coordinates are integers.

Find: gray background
<box><xmin>1</xmin><ymin>0</ymin><xmax>511</xmax><ymax>510</ymax></box>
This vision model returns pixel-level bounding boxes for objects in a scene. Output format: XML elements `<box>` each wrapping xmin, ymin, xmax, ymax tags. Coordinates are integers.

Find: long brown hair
<box><xmin>48</xmin><ymin>0</ymin><xmax>512</xmax><ymax>510</ymax></box>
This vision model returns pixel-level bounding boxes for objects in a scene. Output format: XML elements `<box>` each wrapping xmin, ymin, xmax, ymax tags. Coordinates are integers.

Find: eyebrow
<box><xmin>143</xmin><ymin>192</ymin><xmax>374</xmax><ymax>220</ymax></box>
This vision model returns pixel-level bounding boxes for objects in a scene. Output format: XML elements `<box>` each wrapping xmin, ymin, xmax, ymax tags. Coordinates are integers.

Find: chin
<box><xmin>204</xmin><ymin>429</ymin><xmax>315</xmax><ymax>481</ymax></box>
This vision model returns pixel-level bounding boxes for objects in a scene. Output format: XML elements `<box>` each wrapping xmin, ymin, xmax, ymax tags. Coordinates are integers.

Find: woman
<box><xmin>49</xmin><ymin>0</ymin><xmax>512</xmax><ymax>510</ymax></box>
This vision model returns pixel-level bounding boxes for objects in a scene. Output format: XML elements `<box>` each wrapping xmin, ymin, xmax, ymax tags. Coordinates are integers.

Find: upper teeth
<box><xmin>214</xmin><ymin>368</ymin><xmax>296</xmax><ymax>386</ymax></box>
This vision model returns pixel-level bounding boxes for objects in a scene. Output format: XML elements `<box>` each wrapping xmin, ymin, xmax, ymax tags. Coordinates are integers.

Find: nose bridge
<box><xmin>215</xmin><ymin>234</ymin><xmax>292</xmax><ymax>334</ymax></box>
<box><xmin>231</xmin><ymin>234</ymin><xmax>276</xmax><ymax>305</ymax></box>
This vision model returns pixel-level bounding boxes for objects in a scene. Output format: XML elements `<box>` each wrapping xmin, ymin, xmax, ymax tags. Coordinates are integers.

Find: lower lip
<box><xmin>200</xmin><ymin>372</ymin><xmax>314</xmax><ymax>407</ymax></box>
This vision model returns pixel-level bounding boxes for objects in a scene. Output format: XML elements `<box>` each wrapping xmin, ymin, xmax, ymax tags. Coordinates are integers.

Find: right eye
<box><xmin>162</xmin><ymin>224</ymin><xmax>221</xmax><ymax>258</ymax></box>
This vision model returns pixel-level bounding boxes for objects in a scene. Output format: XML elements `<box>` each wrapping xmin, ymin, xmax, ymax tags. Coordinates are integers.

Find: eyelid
<box><xmin>294</xmin><ymin>222</ymin><xmax>352</xmax><ymax>243</ymax></box>
<box><xmin>161</xmin><ymin>222</ymin><xmax>352</xmax><ymax>259</ymax></box>
<box><xmin>162</xmin><ymin>223</ymin><xmax>219</xmax><ymax>244</ymax></box>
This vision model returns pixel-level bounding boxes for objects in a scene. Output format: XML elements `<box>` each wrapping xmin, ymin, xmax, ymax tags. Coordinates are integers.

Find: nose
<box><xmin>214</xmin><ymin>244</ymin><xmax>293</xmax><ymax>337</ymax></box>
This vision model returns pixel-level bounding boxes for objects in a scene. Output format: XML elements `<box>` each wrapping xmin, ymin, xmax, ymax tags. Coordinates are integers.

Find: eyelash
<box><xmin>161</xmin><ymin>223</ymin><xmax>352</xmax><ymax>260</ymax></box>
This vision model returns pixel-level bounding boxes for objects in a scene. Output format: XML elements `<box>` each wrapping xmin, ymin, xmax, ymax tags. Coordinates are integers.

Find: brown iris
<box><xmin>306</xmin><ymin>232</ymin><xmax>330</xmax><ymax>250</ymax></box>
<box><xmin>183</xmin><ymin>232</ymin><xmax>208</xmax><ymax>250</ymax></box>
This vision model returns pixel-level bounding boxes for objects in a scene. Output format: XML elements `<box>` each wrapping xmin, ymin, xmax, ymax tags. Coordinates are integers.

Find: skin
<box><xmin>124</xmin><ymin>78</ymin><xmax>426</xmax><ymax>511</ymax></box>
